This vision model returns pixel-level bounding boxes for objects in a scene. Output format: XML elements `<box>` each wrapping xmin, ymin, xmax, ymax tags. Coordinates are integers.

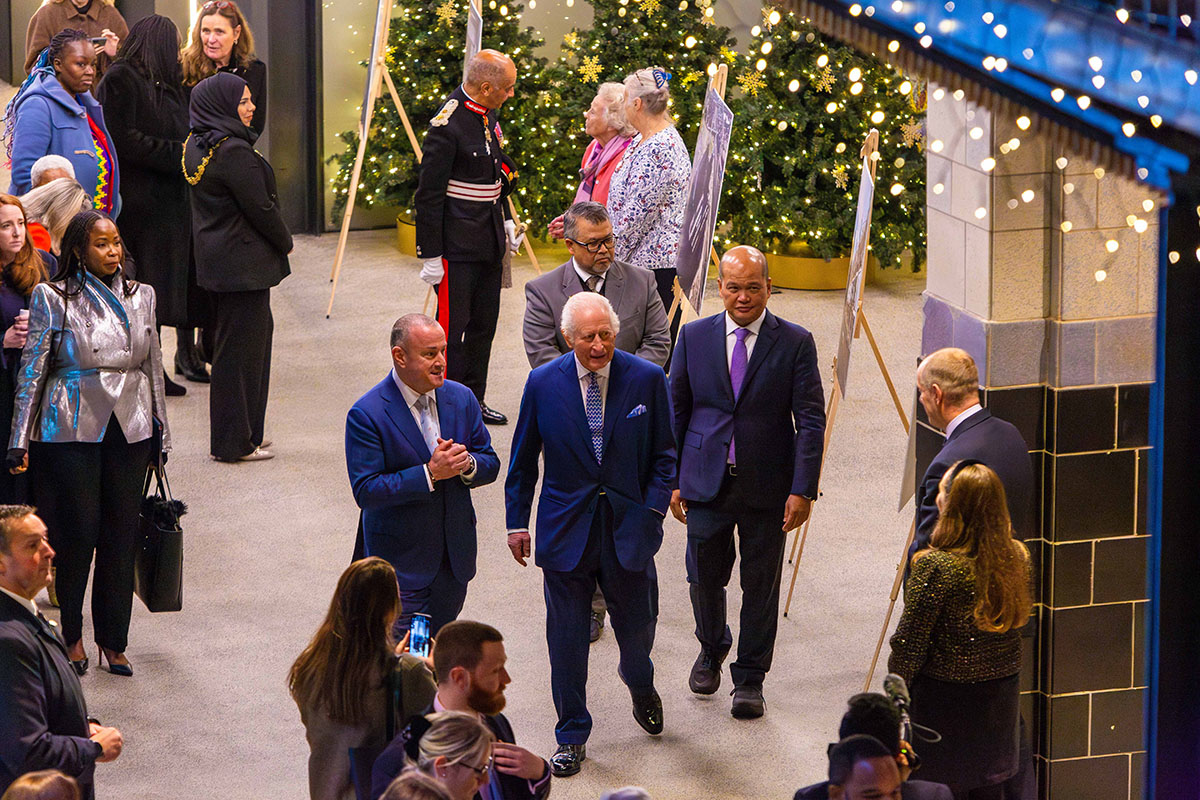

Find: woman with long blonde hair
<box><xmin>888</xmin><ymin>460</ymin><xmax>1032</xmax><ymax>799</ymax></box>
<box><xmin>181</xmin><ymin>0</ymin><xmax>266</xmax><ymax>134</ymax></box>
<box><xmin>18</xmin><ymin>179</ymin><xmax>91</xmax><ymax>256</ymax></box>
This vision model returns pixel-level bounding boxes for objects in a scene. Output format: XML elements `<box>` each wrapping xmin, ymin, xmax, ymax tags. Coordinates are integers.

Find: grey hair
<box><xmin>465</xmin><ymin>52</ymin><xmax>510</xmax><ymax>89</ymax></box>
<box><xmin>19</xmin><ymin>178</ymin><xmax>91</xmax><ymax>253</ymax></box>
<box><xmin>600</xmin><ymin>789</ymin><xmax>652</xmax><ymax>800</ymax></box>
<box><xmin>391</xmin><ymin>313</ymin><xmax>441</xmax><ymax>349</ymax></box>
<box><xmin>413</xmin><ymin>711</ymin><xmax>495</xmax><ymax>775</ymax></box>
<box><xmin>561</xmin><ymin>291</ymin><xmax>620</xmax><ymax>339</ymax></box>
<box><xmin>30</xmin><ymin>154</ymin><xmax>75</xmax><ymax>187</ymax></box>
<box><xmin>563</xmin><ymin>201</ymin><xmax>610</xmax><ymax>241</ymax></box>
<box><xmin>595</xmin><ymin>82</ymin><xmax>636</xmax><ymax>138</ymax></box>
<box><xmin>624</xmin><ymin>67</ymin><xmax>671</xmax><ymax>118</ymax></box>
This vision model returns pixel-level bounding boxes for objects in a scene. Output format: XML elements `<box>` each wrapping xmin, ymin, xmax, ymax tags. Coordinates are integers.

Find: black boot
<box><xmin>163</xmin><ymin>369</ymin><xmax>187</xmax><ymax>396</ymax></box>
<box><xmin>174</xmin><ymin>327</ymin><xmax>210</xmax><ymax>383</ymax></box>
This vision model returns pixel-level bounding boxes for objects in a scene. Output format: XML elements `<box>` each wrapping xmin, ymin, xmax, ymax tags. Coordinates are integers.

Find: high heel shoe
<box><xmin>98</xmin><ymin>646</ymin><xmax>133</xmax><ymax>677</ymax></box>
<box><xmin>68</xmin><ymin>641</ymin><xmax>88</xmax><ymax>676</ymax></box>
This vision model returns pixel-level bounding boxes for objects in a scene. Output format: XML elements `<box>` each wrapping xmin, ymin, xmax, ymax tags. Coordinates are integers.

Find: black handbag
<box><xmin>134</xmin><ymin>458</ymin><xmax>186</xmax><ymax>612</ymax></box>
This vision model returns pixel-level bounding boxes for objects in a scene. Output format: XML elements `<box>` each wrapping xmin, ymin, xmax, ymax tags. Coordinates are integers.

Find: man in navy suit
<box><xmin>669</xmin><ymin>246</ymin><xmax>826</xmax><ymax>719</ymax></box>
<box><xmin>0</xmin><ymin>507</ymin><xmax>123</xmax><ymax>798</ymax></box>
<box><xmin>912</xmin><ymin>347</ymin><xmax>1035</xmax><ymax>560</ymax></box>
<box><xmin>346</xmin><ymin>314</ymin><xmax>500</xmax><ymax>635</ymax></box>
<box><xmin>505</xmin><ymin>292</ymin><xmax>675</xmax><ymax>777</ymax></box>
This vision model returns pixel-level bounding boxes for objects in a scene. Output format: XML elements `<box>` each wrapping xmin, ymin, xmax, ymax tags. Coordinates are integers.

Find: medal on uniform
<box><xmin>482</xmin><ymin>120</ymin><xmax>492</xmax><ymax>155</ymax></box>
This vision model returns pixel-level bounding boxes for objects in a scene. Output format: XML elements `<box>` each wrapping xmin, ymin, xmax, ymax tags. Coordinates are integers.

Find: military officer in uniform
<box><xmin>416</xmin><ymin>49</ymin><xmax>523</xmax><ymax>426</ymax></box>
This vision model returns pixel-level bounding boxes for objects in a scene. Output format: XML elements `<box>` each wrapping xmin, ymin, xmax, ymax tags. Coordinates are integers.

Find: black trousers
<box><xmin>436</xmin><ymin>259</ymin><xmax>501</xmax><ymax>403</ymax></box>
<box><xmin>685</xmin><ymin>472</ymin><xmax>785</xmax><ymax>688</ymax></box>
<box><xmin>30</xmin><ymin>418</ymin><xmax>153</xmax><ymax>651</ymax></box>
<box><xmin>543</xmin><ymin>498</ymin><xmax>658</xmax><ymax>744</ymax></box>
<box><xmin>211</xmin><ymin>289</ymin><xmax>272</xmax><ymax>460</ymax></box>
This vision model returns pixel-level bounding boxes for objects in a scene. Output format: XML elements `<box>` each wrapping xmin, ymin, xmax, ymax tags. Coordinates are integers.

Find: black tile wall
<box><xmin>1093</xmin><ymin>538</ymin><xmax>1148</xmax><ymax>604</ymax></box>
<box><xmin>1053</xmin><ymin>451</ymin><xmax>1137</xmax><ymax>541</ymax></box>
<box><xmin>1050</xmin><ymin>541</ymin><xmax>1093</xmax><ymax>607</ymax></box>
<box><xmin>1091</xmin><ymin>688</ymin><xmax>1146</xmax><ymax>755</ymax></box>
<box><xmin>914</xmin><ymin>421</ymin><xmax>943</xmax><ymax>486</ymax></box>
<box><xmin>1050</xmin><ymin>603</ymin><xmax>1133</xmax><ymax>693</ymax></box>
<box><xmin>1117</xmin><ymin>384</ymin><xmax>1150</xmax><ymax>449</ymax></box>
<box><xmin>986</xmin><ymin>385</ymin><xmax>1046</xmax><ymax>450</ymax></box>
<box><xmin>1053</xmin><ymin>386</ymin><xmax>1117</xmax><ymax>454</ymax></box>
<box><xmin>1030</xmin><ymin>451</ymin><xmax>1045</xmax><ymax>542</ymax></box>
<box><xmin>1131</xmin><ymin>752</ymin><xmax>1146</xmax><ymax>800</ymax></box>
<box><xmin>1049</xmin><ymin>755</ymin><xmax>1130</xmax><ymax>800</ymax></box>
<box><xmin>1133</xmin><ymin>602</ymin><xmax>1148</xmax><ymax>687</ymax></box>
<box><xmin>1136</xmin><ymin>450</ymin><xmax>1148</xmax><ymax>536</ymax></box>
<box><xmin>1048</xmin><ymin>693</ymin><xmax>1089</xmax><ymax>759</ymax></box>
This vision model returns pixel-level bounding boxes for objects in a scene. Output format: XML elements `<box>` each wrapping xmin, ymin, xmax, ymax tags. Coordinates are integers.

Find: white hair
<box><xmin>600</xmin><ymin>788</ymin><xmax>652</xmax><ymax>800</ymax></box>
<box><xmin>561</xmin><ymin>291</ymin><xmax>620</xmax><ymax>339</ymax></box>
<box><xmin>595</xmin><ymin>82</ymin><xmax>636</xmax><ymax>138</ymax></box>
<box><xmin>30</xmin><ymin>155</ymin><xmax>75</xmax><ymax>187</ymax></box>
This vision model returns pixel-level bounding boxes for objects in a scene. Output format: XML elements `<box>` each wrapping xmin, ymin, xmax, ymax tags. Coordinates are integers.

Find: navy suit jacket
<box><xmin>346</xmin><ymin>375</ymin><xmax>499</xmax><ymax>589</ymax></box>
<box><xmin>913</xmin><ymin>408</ymin><xmax>1035</xmax><ymax>558</ymax></box>
<box><xmin>0</xmin><ymin>593</ymin><xmax>101</xmax><ymax>799</ymax></box>
<box><xmin>670</xmin><ymin>310</ymin><xmax>826</xmax><ymax>507</ymax></box>
<box><xmin>505</xmin><ymin>349</ymin><xmax>676</xmax><ymax>573</ymax></box>
<box><xmin>794</xmin><ymin>778</ymin><xmax>953</xmax><ymax>800</ymax></box>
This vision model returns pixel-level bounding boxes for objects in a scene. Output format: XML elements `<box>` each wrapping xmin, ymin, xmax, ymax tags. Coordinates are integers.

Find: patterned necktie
<box><xmin>729</xmin><ymin>327</ymin><xmax>750</xmax><ymax>464</ymax></box>
<box><xmin>586</xmin><ymin>275</ymin><xmax>601</xmax><ymax>293</ymax></box>
<box><xmin>586</xmin><ymin>372</ymin><xmax>604</xmax><ymax>463</ymax></box>
<box><xmin>416</xmin><ymin>395</ymin><xmax>439</xmax><ymax>454</ymax></box>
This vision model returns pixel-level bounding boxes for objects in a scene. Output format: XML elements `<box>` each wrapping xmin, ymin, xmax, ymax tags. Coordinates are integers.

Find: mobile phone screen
<box><xmin>409</xmin><ymin>613</ymin><xmax>432</xmax><ymax>658</ymax></box>
<box><xmin>90</xmin><ymin>37</ymin><xmax>107</xmax><ymax>46</ymax></box>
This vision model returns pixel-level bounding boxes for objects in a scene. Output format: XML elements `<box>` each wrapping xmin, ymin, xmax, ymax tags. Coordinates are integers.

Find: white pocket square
<box><xmin>626</xmin><ymin>404</ymin><xmax>647</xmax><ymax>418</ymax></box>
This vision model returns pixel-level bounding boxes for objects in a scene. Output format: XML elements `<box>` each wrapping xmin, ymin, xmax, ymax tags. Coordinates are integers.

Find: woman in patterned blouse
<box><xmin>606</xmin><ymin>67</ymin><xmax>691</xmax><ymax>322</ymax></box>
<box><xmin>888</xmin><ymin>460</ymin><xmax>1032</xmax><ymax>799</ymax></box>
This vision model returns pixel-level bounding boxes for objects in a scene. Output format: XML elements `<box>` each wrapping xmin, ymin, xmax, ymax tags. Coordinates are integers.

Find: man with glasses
<box><xmin>522</xmin><ymin>201</ymin><xmax>671</xmax><ymax>644</ymax></box>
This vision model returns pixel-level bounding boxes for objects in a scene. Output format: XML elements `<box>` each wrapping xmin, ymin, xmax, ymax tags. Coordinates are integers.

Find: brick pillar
<box><xmin>918</xmin><ymin>85</ymin><xmax>1160</xmax><ymax>800</ymax></box>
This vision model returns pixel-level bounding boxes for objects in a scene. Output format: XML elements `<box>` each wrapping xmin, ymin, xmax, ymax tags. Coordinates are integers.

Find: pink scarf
<box><xmin>574</xmin><ymin>135</ymin><xmax>633</xmax><ymax>204</ymax></box>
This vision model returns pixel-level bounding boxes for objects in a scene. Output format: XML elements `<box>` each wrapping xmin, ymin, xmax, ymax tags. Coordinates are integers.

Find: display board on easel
<box><xmin>326</xmin><ymin>0</ymin><xmax>540</xmax><ymax>318</ymax></box>
<box><xmin>780</xmin><ymin>128</ymin><xmax>911</xmax><ymax>620</ymax></box>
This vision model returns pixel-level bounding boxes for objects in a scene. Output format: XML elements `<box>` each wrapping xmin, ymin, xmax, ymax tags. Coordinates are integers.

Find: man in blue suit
<box><xmin>346</xmin><ymin>314</ymin><xmax>499</xmax><ymax>635</ymax></box>
<box><xmin>912</xmin><ymin>347</ymin><xmax>1035</xmax><ymax>559</ymax></box>
<box><xmin>669</xmin><ymin>245</ymin><xmax>826</xmax><ymax>719</ymax></box>
<box><xmin>505</xmin><ymin>292</ymin><xmax>675</xmax><ymax>778</ymax></box>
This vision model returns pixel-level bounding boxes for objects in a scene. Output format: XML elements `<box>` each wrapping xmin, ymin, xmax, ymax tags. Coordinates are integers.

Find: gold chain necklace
<box><xmin>181</xmin><ymin>133</ymin><xmax>230</xmax><ymax>185</ymax></box>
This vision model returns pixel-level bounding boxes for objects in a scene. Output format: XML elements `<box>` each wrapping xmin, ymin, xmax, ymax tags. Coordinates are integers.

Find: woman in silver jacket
<box><xmin>8</xmin><ymin>209</ymin><xmax>169</xmax><ymax>677</ymax></box>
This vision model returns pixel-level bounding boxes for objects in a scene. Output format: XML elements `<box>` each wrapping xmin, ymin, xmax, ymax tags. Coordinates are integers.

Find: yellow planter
<box><xmin>767</xmin><ymin>251</ymin><xmax>850</xmax><ymax>291</ymax></box>
<box><xmin>396</xmin><ymin>218</ymin><xmax>417</xmax><ymax>257</ymax></box>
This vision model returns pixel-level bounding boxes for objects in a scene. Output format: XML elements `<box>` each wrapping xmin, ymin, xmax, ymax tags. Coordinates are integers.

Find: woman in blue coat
<box><xmin>4</xmin><ymin>29</ymin><xmax>120</xmax><ymax>218</ymax></box>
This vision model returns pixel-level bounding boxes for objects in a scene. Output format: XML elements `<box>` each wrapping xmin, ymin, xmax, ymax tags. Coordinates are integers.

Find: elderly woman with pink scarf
<box><xmin>547</xmin><ymin>82</ymin><xmax>635</xmax><ymax>239</ymax></box>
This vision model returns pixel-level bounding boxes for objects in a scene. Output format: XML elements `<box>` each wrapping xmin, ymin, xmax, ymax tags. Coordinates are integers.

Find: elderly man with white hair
<box><xmin>29</xmin><ymin>155</ymin><xmax>76</xmax><ymax>189</ymax></box>
<box><xmin>505</xmin><ymin>291</ymin><xmax>676</xmax><ymax>777</ymax></box>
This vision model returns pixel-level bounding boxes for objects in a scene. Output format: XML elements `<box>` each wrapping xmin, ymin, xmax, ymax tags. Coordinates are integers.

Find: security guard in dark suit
<box><xmin>416</xmin><ymin>50</ymin><xmax>522</xmax><ymax>426</ymax></box>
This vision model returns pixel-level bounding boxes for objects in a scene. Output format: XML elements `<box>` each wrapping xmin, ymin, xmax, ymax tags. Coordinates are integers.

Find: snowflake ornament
<box><xmin>637</xmin><ymin>0</ymin><xmax>662</xmax><ymax>16</ymax></box>
<box><xmin>833</xmin><ymin>165</ymin><xmax>849</xmax><ymax>189</ymax></box>
<box><xmin>815</xmin><ymin>67</ymin><xmax>835</xmax><ymax>93</ymax></box>
<box><xmin>562</xmin><ymin>31</ymin><xmax>579</xmax><ymax>49</ymax></box>
<box><xmin>901</xmin><ymin>119</ymin><xmax>925</xmax><ymax>149</ymax></box>
<box><xmin>579</xmin><ymin>55</ymin><xmax>604</xmax><ymax>83</ymax></box>
<box><xmin>737</xmin><ymin>70</ymin><xmax>766</xmax><ymax>96</ymax></box>
<box><xmin>435</xmin><ymin>0</ymin><xmax>457</xmax><ymax>26</ymax></box>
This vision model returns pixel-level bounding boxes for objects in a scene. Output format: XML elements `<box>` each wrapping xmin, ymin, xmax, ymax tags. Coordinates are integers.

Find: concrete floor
<box><xmin>32</xmin><ymin>230</ymin><xmax>924</xmax><ymax>799</ymax></box>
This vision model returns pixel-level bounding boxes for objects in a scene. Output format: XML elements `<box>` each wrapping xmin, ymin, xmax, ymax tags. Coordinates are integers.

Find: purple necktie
<box><xmin>729</xmin><ymin>327</ymin><xmax>749</xmax><ymax>464</ymax></box>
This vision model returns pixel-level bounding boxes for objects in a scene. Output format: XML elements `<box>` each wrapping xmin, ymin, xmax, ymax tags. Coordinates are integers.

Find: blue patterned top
<box><xmin>607</xmin><ymin>125</ymin><xmax>692</xmax><ymax>272</ymax></box>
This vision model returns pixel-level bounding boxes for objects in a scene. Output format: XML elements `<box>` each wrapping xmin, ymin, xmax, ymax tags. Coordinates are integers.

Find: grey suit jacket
<box><xmin>523</xmin><ymin>258</ymin><xmax>671</xmax><ymax>368</ymax></box>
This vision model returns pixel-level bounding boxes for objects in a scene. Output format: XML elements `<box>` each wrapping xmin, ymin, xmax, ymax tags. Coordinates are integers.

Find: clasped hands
<box><xmin>670</xmin><ymin>489</ymin><xmax>812</xmax><ymax>532</ymax></box>
<box><xmin>427</xmin><ymin>437</ymin><xmax>472</xmax><ymax>481</ymax></box>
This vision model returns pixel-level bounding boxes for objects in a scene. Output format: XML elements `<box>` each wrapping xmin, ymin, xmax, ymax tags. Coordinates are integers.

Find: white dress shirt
<box><xmin>943</xmin><ymin>402</ymin><xmax>983</xmax><ymax>439</ymax></box>
<box><xmin>392</xmin><ymin>369</ymin><xmax>476</xmax><ymax>488</ymax></box>
<box><xmin>725</xmin><ymin>310</ymin><xmax>766</xmax><ymax>370</ymax></box>
<box><xmin>572</xmin><ymin>258</ymin><xmax>606</xmax><ymax>294</ymax></box>
<box><xmin>575</xmin><ymin>355</ymin><xmax>611</xmax><ymax>417</ymax></box>
<box><xmin>0</xmin><ymin>585</ymin><xmax>36</xmax><ymax>618</ymax></box>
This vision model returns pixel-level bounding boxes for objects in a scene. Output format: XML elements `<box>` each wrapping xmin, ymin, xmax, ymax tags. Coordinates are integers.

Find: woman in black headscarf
<box><xmin>184</xmin><ymin>72</ymin><xmax>291</xmax><ymax>463</ymax></box>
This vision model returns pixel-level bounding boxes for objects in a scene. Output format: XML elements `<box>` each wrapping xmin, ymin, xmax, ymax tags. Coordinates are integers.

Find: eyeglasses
<box><xmin>457</xmin><ymin>756</ymin><xmax>492</xmax><ymax>778</ymax></box>
<box><xmin>566</xmin><ymin>234</ymin><xmax>616</xmax><ymax>253</ymax></box>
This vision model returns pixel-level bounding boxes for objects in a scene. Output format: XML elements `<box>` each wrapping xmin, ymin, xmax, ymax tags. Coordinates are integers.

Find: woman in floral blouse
<box><xmin>607</xmin><ymin>67</ymin><xmax>691</xmax><ymax>321</ymax></box>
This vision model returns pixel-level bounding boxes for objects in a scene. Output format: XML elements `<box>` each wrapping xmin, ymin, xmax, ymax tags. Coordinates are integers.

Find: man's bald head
<box><xmin>465</xmin><ymin>50</ymin><xmax>517</xmax><ymax>109</ymax></box>
<box><xmin>916</xmin><ymin>347</ymin><xmax>980</xmax><ymax>430</ymax></box>
<box><xmin>718</xmin><ymin>245</ymin><xmax>769</xmax><ymax>282</ymax></box>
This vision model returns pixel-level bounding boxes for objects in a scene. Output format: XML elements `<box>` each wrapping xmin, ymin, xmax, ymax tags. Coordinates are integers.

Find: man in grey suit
<box><xmin>524</xmin><ymin>202</ymin><xmax>670</xmax><ymax>370</ymax></box>
<box><xmin>522</xmin><ymin>201</ymin><xmax>671</xmax><ymax>644</ymax></box>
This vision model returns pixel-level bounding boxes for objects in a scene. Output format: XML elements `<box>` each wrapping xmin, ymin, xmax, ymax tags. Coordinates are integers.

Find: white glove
<box><xmin>420</xmin><ymin>257</ymin><xmax>444</xmax><ymax>286</ymax></box>
<box><xmin>504</xmin><ymin>220</ymin><xmax>526</xmax><ymax>253</ymax></box>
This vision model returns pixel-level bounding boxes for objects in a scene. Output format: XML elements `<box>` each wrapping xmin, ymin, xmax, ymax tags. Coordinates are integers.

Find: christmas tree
<box><xmin>720</xmin><ymin>10</ymin><xmax>926</xmax><ymax>268</ymax></box>
<box><xmin>516</xmin><ymin>0</ymin><xmax>740</xmax><ymax>230</ymax></box>
<box><xmin>328</xmin><ymin>0</ymin><xmax>549</xmax><ymax>222</ymax></box>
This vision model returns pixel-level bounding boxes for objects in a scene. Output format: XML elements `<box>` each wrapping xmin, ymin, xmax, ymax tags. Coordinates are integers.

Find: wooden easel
<box><xmin>781</xmin><ymin>130</ymin><xmax>910</xmax><ymax>620</ymax></box>
<box><xmin>326</xmin><ymin>0</ymin><xmax>540</xmax><ymax>319</ymax></box>
<box><xmin>666</xmin><ymin>64</ymin><xmax>729</xmax><ymax>324</ymax></box>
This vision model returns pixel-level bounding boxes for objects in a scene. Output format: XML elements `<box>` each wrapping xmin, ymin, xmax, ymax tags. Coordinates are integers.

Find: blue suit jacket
<box><xmin>913</xmin><ymin>408</ymin><xmax>1035</xmax><ymax>557</ymax></box>
<box><xmin>670</xmin><ymin>310</ymin><xmax>826</xmax><ymax>507</ymax></box>
<box><xmin>505</xmin><ymin>350</ymin><xmax>676</xmax><ymax>573</ymax></box>
<box><xmin>345</xmin><ymin>375</ymin><xmax>499</xmax><ymax>589</ymax></box>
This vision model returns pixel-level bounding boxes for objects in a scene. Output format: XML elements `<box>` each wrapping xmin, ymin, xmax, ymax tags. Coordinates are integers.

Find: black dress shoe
<box><xmin>163</xmin><ymin>370</ymin><xmax>187</xmax><ymax>396</ymax></box>
<box><xmin>631</xmin><ymin>688</ymin><xmax>664</xmax><ymax>734</ymax></box>
<box><xmin>589</xmin><ymin>611</ymin><xmax>604</xmax><ymax>643</ymax></box>
<box><xmin>549</xmin><ymin>743</ymin><xmax>585</xmax><ymax>777</ymax></box>
<box><xmin>688</xmin><ymin>647</ymin><xmax>729</xmax><ymax>695</ymax></box>
<box><xmin>174</xmin><ymin>344</ymin><xmax>210</xmax><ymax>384</ymax></box>
<box><xmin>731</xmin><ymin>685</ymin><xmax>765</xmax><ymax>719</ymax></box>
<box><xmin>480</xmin><ymin>404</ymin><xmax>508</xmax><ymax>425</ymax></box>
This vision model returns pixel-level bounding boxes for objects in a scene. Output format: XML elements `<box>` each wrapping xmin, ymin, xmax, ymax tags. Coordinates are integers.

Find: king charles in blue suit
<box><xmin>346</xmin><ymin>315</ymin><xmax>499</xmax><ymax>635</ymax></box>
<box><xmin>504</xmin><ymin>293</ymin><xmax>675</xmax><ymax>777</ymax></box>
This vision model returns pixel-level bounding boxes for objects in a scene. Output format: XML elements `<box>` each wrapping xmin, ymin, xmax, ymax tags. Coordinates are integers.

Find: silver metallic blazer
<box><xmin>9</xmin><ymin>270</ymin><xmax>170</xmax><ymax>451</ymax></box>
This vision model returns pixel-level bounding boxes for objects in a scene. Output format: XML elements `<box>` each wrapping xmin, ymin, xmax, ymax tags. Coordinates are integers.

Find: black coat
<box><xmin>0</xmin><ymin>592</ymin><xmax>101</xmax><ymax>799</ymax></box>
<box><xmin>96</xmin><ymin>62</ymin><xmax>193</xmax><ymax>326</ymax></box>
<box><xmin>185</xmin><ymin>136</ymin><xmax>291</xmax><ymax>293</ymax></box>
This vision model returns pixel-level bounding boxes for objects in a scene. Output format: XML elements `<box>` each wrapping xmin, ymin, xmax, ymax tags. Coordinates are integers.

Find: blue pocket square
<box><xmin>626</xmin><ymin>404</ymin><xmax>647</xmax><ymax>418</ymax></box>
